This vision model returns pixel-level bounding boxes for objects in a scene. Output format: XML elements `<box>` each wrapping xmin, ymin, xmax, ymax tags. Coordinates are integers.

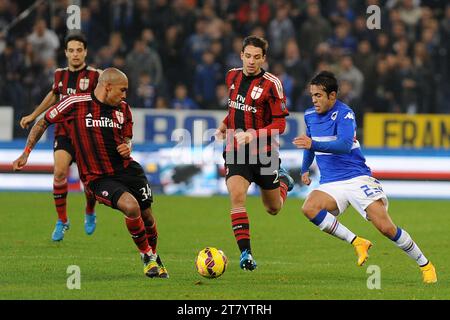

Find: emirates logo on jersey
<box><xmin>79</xmin><ymin>78</ymin><xmax>90</xmax><ymax>91</ymax></box>
<box><xmin>85</xmin><ymin>114</ymin><xmax>122</xmax><ymax>129</ymax></box>
<box><xmin>115</xmin><ymin>111</ymin><xmax>124</xmax><ymax>124</ymax></box>
<box><xmin>250</xmin><ymin>86</ymin><xmax>263</xmax><ymax>100</ymax></box>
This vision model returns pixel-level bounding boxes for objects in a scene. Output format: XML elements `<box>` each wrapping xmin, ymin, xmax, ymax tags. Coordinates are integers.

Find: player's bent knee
<box><xmin>53</xmin><ymin>171</ymin><xmax>67</xmax><ymax>182</ymax></box>
<box><xmin>230</xmin><ymin>193</ymin><xmax>246</xmax><ymax>207</ymax></box>
<box><xmin>117</xmin><ymin>194</ymin><xmax>140</xmax><ymax>218</ymax></box>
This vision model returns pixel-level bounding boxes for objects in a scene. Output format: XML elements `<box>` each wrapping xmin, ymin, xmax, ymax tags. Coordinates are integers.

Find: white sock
<box><xmin>392</xmin><ymin>227</ymin><xmax>429</xmax><ymax>266</ymax></box>
<box><xmin>311</xmin><ymin>210</ymin><xmax>356</xmax><ymax>243</ymax></box>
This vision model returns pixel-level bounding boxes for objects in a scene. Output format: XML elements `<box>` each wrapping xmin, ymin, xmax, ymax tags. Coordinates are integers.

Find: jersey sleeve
<box><xmin>301</xmin><ymin>120</ymin><xmax>315</xmax><ymax>173</ymax></box>
<box><xmin>268</xmin><ymin>78</ymin><xmax>289</xmax><ymax>118</ymax></box>
<box><xmin>310</xmin><ymin>109</ymin><xmax>355</xmax><ymax>154</ymax></box>
<box><xmin>44</xmin><ymin>95</ymin><xmax>75</xmax><ymax>124</ymax></box>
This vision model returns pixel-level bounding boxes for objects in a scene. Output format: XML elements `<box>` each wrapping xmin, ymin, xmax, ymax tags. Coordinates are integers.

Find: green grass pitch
<box><xmin>0</xmin><ymin>192</ymin><xmax>448</xmax><ymax>300</ymax></box>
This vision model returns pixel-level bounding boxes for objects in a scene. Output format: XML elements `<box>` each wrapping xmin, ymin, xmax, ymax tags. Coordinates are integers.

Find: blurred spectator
<box><xmin>30</xmin><ymin>56</ymin><xmax>55</xmax><ymax>106</ymax></box>
<box><xmin>155</xmin><ymin>96</ymin><xmax>169</xmax><ymax>109</ymax></box>
<box><xmin>26</xmin><ymin>19</ymin><xmax>59</xmax><ymax>64</ymax></box>
<box><xmin>337</xmin><ymin>54</ymin><xmax>364</xmax><ymax>100</ymax></box>
<box><xmin>338</xmin><ymin>79</ymin><xmax>362</xmax><ymax>124</ymax></box>
<box><xmin>327</xmin><ymin>22</ymin><xmax>357</xmax><ymax>55</ymax></box>
<box><xmin>134</xmin><ymin>72</ymin><xmax>157</xmax><ymax>108</ymax></box>
<box><xmin>398</xmin><ymin>56</ymin><xmax>419</xmax><ymax>114</ymax></box>
<box><xmin>0</xmin><ymin>41</ymin><xmax>26</xmax><ymax>137</ymax></box>
<box><xmin>329</xmin><ymin>0</ymin><xmax>356</xmax><ymax>25</ymax></box>
<box><xmin>225</xmin><ymin>36</ymin><xmax>243</xmax><ymax>70</ymax></box>
<box><xmin>184</xmin><ymin>18</ymin><xmax>211</xmax><ymax>65</ymax></box>
<box><xmin>267</xmin><ymin>4</ymin><xmax>295</xmax><ymax>60</ymax></box>
<box><xmin>108</xmin><ymin>31</ymin><xmax>128</xmax><ymax>58</ymax></box>
<box><xmin>210</xmin><ymin>39</ymin><xmax>225</xmax><ymax>68</ymax></box>
<box><xmin>398</xmin><ymin>0</ymin><xmax>422</xmax><ymax>28</ymax></box>
<box><xmin>171</xmin><ymin>83</ymin><xmax>199</xmax><ymax>110</ymax></box>
<box><xmin>374</xmin><ymin>33</ymin><xmax>391</xmax><ymax>58</ymax></box>
<box><xmin>271</xmin><ymin>62</ymin><xmax>294</xmax><ymax>108</ymax></box>
<box><xmin>148</xmin><ymin>0</ymin><xmax>176</xmax><ymax>43</ymax></box>
<box><xmin>201</xmin><ymin>2</ymin><xmax>224</xmax><ymax>40</ymax></box>
<box><xmin>298</xmin><ymin>2</ymin><xmax>332</xmax><ymax>59</ymax></box>
<box><xmin>141</xmin><ymin>28</ymin><xmax>159</xmax><ymax>52</ymax></box>
<box><xmin>194</xmin><ymin>50</ymin><xmax>222</xmax><ymax>109</ymax></box>
<box><xmin>81</xmin><ymin>6</ymin><xmax>108</xmax><ymax>52</ymax></box>
<box><xmin>353</xmin><ymin>15</ymin><xmax>376</xmax><ymax>44</ymax></box>
<box><xmin>112</xmin><ymin>0</ymin><xmax>135</xmax><ymax>46</ymax></box>
<box><xmin>125</xmin><ymin>38</ymin><xmax>163</xmax><ymax>102</ymax></box>
<box><xmin>215</xmin><ymin>84</ymin><xmax>229</xmax><ymax>109</ymax></box>
<box><xmin>95</xmin><ymin>46</ymin><xmax>114</xmax><ymax>70</ymax></box>
<box><xmin>160</xmin><ymin>25</ymin><xmax>186</xmax><ymax>99</ymax></box>
<box><xmin>283</xmin><ymin>39</ymin><xmax>312</xmax><ymax>108</ymax></box>
<box><xmin>354</xmin><ymin>40</ymin><xmax>377</xmax><ymax>101</ymax></box>
<box><xmin>0</xmin><ymin>0</ymin><xmax>13</xmax><ymax>42</ymax></box>
<box><xmin>368</xmin><ymin>58</ymin><xmax>401</xmax><ymax>113</ymax></box>
<box><xmin>236</xmin><ymin>0</ymin><xmax>271</xmax><ymax>32</ymax></box>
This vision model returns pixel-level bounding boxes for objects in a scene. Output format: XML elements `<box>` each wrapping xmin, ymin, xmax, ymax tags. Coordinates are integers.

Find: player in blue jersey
<box><xmin>293</xmin><ymin>71</ymin><xmax>437</xmax><ymax>283</ymax></box>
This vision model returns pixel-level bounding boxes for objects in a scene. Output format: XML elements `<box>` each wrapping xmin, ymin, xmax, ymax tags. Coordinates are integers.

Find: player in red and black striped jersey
<box><xmin>13</xmin><ymin>68</ymin><xmax>168</xmax><ymax>278</ymax></box>
<box><xmin>214</xmin><ymin>36</ymin><xmax>294</xmax><ymax>271</ymax></box>
<box><xmin>19</xmin><ymin>33</ymin><xmax>101</xmax><ymax>241</ymax></box>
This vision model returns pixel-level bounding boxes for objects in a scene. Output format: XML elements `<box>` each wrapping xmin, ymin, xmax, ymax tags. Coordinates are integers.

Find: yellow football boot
<box><xmin>420</xmin><ymin>262</ymin><xmax>437</xmax><ymax>284</ymax></box>
<box><xmin>352</xmin><ymin>236</ymin><xmax>372</xmax><ymax>266</ymax></box>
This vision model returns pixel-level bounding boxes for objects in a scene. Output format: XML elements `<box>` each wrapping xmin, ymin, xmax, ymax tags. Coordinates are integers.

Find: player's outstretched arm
<box><xmin>12</xmin><ymin>118</ymin><xmax>49</xmax><ymax>171</ymax></box>
<box><xmin>19</xmin><ymin>91</ymin><xmax>57</xmax><ymax>129</ymax></box>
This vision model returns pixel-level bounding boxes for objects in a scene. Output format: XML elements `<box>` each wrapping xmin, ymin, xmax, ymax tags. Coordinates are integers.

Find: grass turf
<box><xmin>0</xmin><ymin>193</ymin><xmax>448</xmax><ymax>300</ymax></box>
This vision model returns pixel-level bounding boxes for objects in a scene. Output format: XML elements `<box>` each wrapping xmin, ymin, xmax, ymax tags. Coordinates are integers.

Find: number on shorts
<box><xmin>273</xmin><ymin>170</ymin><xmax>279</xmax><ymax>184</ymax></box>
<box><xmin>139</xmin><ymin>184</ymin><xmax>152</xmax><ymax>201</ymax></box>
<box><xmin>360</xmin><ymin>184</ymin><xmax>382</xmax><ymax>197</ymax></box>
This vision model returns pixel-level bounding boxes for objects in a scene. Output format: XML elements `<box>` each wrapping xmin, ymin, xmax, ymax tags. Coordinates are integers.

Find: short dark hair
<box><xmin>64</xmin><ymin>32</ymin><xmax>87</xmax><ymax>50</ymax></box>
<box><xmin>310</xmin><ymin>71</ymin><xmax>338</xmax><ymax>95</ymax></box>
<box><xmin>242</xmin><ymin>35</ymin><xmax>268</xmax><ymax>56</ymax></box>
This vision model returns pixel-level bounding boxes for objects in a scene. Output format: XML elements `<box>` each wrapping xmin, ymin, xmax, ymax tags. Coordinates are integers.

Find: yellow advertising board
<box><xmin>363</xmin><ymin>113</ymin><xmax>450</xmax><ymax>148</ymax></box>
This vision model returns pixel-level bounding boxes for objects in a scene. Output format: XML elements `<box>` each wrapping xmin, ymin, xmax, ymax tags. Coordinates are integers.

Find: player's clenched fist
<box><xmin>12</xmin><ymin>153</ymin><xmax>29</xmax><ymax>171</ymax></box>
<box><xmin>293</xmin><ymin>134</ymin><xmax>312</xmax><ymax>149</ymax></box>
<box><xmin>20</xmin><ymin>115</ymin><xmax>36</xmax><ymax>129</ymax></box>
<box><xmin>117</xmin><ymin>143</ymin><xmax>131</xmax><ymax>158</ymax></box>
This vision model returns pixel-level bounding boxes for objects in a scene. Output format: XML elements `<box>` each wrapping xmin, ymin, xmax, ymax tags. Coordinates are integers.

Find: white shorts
<box><xmin>315</xmin><ymin>175</ymin><xmax>388</xmax><ymax>220</ymax></box>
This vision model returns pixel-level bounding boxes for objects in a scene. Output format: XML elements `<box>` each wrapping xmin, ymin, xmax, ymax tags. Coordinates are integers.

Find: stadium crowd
<box><xmin>0</xmin><ymin>0</ymin><xmax>449</xmax><ymax>138</ymax></box>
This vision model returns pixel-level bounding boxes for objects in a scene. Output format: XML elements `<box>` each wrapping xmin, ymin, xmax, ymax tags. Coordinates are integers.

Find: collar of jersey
<box><xmin>242</xmin><ymin>68</ymin><xmax>265</xmax><ymax>80</ymax></box>
<box><xmin>91</xmin><ymin>92</ymin><xmax>121</xmax><ymax>110</ymax></box>
<box><xmin>68</xmin><ymin>64</ymin><xmax>87</xmax><ymax>73</ymax></box>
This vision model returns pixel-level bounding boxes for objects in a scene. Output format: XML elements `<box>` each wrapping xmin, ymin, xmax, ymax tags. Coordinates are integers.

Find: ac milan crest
<box><xmin>79</xmin><ymin>78</ymin><xmax>90</xmax><ymax>91</ymax></box>
<box><xmin>250</xmin><ymin>86</ymin><xmax>263</xmax><ymax>100</ymax></box>
<box><xmin>115</xmin><ymin>111</ymin><xmax>124</xmax><ymax>124</ymax></box>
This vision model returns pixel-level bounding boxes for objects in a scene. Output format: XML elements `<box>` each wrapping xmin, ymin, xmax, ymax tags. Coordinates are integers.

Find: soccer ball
<box><xmin>195</xmin><ymin>247</ymin><xmax>228</xmax><ymax>278</ymax></box>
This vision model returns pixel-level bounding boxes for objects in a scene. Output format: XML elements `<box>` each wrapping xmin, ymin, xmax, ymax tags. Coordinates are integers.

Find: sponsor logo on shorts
<box><xmin>102</xmin><ymin>191</ymin><xmax>109</xmax><ymax>197</ymax></box>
